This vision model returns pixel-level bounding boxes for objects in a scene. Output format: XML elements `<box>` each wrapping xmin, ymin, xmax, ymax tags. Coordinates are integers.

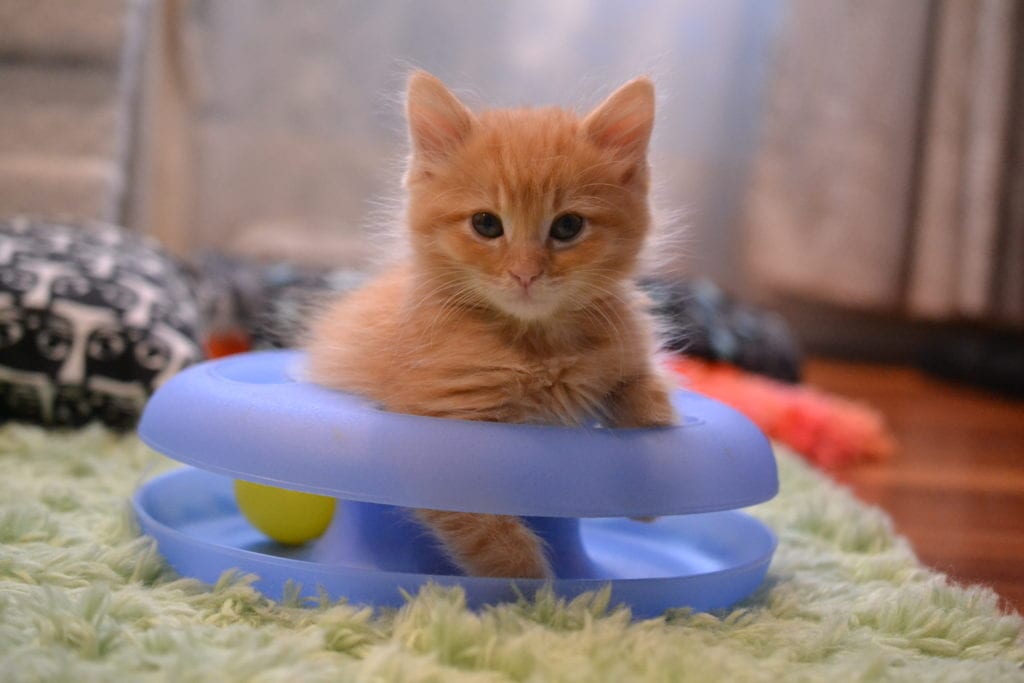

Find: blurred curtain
<box><xmin>744</xmin><ymin>0</ymin><xmax>1023</xmax><ymax>327</ymax></box>
<box><xmin>138</xmin><ymin>0</ymin><xmax>782</xmax><ymax>288</ymax></box>
<box><xmin>0</xmin><ymin>0</ymin><xmax>150</xmax><ymax>224</ymax></box>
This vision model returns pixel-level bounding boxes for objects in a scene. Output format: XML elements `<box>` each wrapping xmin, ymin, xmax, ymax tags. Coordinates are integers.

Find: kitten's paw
<box><xmin>470</xmin><ymin>554</ymin><xmax>553</xmax><ymax>579</ymax></box>
<box><xmin>638</xmin><ymin>395</ymin><xmax>677</xmax><ymax>427</ymax></box>
<box><xmin>416</xmin><ymin>509</ymin><xmax>554</xmax><ymax>579</ymax></box>
<box><xmin>461</xmin><ymin>536</ymin><xmax>553</xmax><ymax>579</ymax></box>
<box><xmin>606</xmin><ymin>372</ymin><xmax>678</xmax><ymax>428</ymax></box>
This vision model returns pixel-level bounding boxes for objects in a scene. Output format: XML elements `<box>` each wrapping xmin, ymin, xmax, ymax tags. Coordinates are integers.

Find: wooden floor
<box><xmin>805</xmin><ymin>359</ymin><xmax>1024</xmax><ymax>614</ymax></box>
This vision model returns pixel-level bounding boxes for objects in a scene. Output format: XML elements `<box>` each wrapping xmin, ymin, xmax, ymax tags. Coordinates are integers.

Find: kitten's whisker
<box><xmin>577</xmin><ymin>294</ymin><xmax>628</xmax><ymax>365</ymax></box>
<box><xmin>573</xmin><ymin>182</ymin><xmax>629</xmax><ymax>193</ymax></box>
<box><xmin>420</xmin><ymin>284</ymin><xmax>488</xmax><ymax>340</ymax></box>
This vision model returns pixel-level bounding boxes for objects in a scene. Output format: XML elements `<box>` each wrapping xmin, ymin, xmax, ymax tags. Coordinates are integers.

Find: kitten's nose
<box><xmin>509</xmin><ymin>269</ymin><xmax>542</xmax><ymax>289</ymax></box>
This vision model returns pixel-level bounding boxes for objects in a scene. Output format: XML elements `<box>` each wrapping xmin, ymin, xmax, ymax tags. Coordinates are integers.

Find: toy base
<box><xmin>136</xmin><ymin>468</ymin><xmax>775</xmax><ymax>617</ymax></box>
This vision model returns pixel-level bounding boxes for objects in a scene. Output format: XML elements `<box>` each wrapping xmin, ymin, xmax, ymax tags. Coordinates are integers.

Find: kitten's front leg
<box><xmin>606</xmin><ymin>372</ymin><xmax>677</xmax><ymax>523</ymax></box>
<box><xmin>604</xmin><ymin>370</ymin><xmax>677</xmax><ymax>428</ymax></box>
<box><xmin>414</xmin><ymin>509</ymin><xmax>553</xmax><ymax>579</ymax></box>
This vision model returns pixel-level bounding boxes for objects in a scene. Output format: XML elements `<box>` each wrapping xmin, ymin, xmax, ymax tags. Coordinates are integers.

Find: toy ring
<box><xmin>134</xmin><ymin>351</ymin><xmax>778</xmax><ymax>617</ymax></box>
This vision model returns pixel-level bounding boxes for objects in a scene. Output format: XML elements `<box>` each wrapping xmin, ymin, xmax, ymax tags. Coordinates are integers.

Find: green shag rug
<box><xmin>1</xmin><ymin>424</ymin><xmax>1022</xmax><ymax>682</ymax></box>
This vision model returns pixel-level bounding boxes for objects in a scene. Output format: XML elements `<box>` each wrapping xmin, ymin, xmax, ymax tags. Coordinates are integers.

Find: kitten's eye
<box><xmin>550</xmin><ymin>214</ymin><xmax>584</xmax><ymax>242</ymax></box>
<box><xmin>471</xmin><ymin>212</ymin><xmax>504</xmax><ymax>239</ymax></box>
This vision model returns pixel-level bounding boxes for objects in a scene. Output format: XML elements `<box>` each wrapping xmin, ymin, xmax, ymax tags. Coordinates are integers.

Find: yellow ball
<box><xmin>234</xmin><ymin>480</ymin><xmax>337</xmax><ymax>545</ymax></box>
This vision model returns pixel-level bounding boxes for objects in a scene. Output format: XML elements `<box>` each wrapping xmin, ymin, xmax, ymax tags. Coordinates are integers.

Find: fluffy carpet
<box><xmin>0</xmin><ymin>424</ymin><xmax>1021</xmax><ymax>682</ymax></box>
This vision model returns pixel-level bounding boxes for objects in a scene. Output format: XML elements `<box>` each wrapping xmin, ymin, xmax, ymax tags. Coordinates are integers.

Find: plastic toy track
<box><xmin>135</xmin><ymin>351</ymin><xmax>778</xmax><ymax>617</ymax></box>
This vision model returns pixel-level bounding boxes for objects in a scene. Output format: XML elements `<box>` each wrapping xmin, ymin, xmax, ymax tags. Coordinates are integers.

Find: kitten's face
<box><xmin>404</xmin><ymin>73</ymin><xmax>655</xmax><ymax>321</ymax></box>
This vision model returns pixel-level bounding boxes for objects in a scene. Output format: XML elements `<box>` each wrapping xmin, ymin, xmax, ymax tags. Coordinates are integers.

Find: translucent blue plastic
<box><xmin>135</xmin><ymin>350</ymin><xmax>779</xmax><ymax>616</ymax></box>
<box><xmin>134</xmin><ymin>468</ymin><xmax>776</xmax><ymax>617</ymax></box>
<box><xmin>139</xmin><ymin>351</ymin><xmax>778</xmax><ymax>517</ymax></box>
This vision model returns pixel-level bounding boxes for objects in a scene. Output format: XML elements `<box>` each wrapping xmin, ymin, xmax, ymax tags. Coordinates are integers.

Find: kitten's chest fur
<box><xmin>306</xmin><ymin>270</ymin><xmax>652</xmax><ymax>426</ymax></box>
<box><xmin>415</xmin><ymin>332</ymin><xmax>623</xmax><ymax>424</ymax></box>
<box><xmin>384</xmin><ymin>314</ymin><xmax>637</xmax><ymax>425</ymax></box>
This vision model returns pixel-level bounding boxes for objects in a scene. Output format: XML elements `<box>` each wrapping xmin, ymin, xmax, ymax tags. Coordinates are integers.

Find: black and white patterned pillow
<box><xmin>0</xmin><ymin>217</ymin><xmax>203</xmax><ymax>429</ymax></box>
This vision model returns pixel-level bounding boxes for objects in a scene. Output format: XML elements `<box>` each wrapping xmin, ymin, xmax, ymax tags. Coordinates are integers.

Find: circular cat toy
<box><xmin>134</xmin><ymin>350</ymin><xmax>778</xmax><ymax>617</ymax></box>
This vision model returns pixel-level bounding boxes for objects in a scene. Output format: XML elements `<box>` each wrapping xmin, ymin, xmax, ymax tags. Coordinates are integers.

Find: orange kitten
<box><xmin>305</xmin><ymin>71</ymin><xmax>676</xmax><ymax>578</ymax></box>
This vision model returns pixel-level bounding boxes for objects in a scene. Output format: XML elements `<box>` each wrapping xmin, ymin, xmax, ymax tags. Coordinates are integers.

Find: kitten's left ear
<box><xmin>407</xmin><ymin>71</ymin><xmax>476</xmax><ymax>160</ymax></box>
<box><xmin>581</xmin><ymin>77</ymin><xmax>655</xmax><ymax>162</ymax></box>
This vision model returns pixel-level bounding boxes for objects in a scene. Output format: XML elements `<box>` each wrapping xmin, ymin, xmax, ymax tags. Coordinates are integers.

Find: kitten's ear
<box><xmin>407</xmin><ymin>71</ymin><xmax>475</xmax><ymax>160</ymax></box>
<box><xmin>581</xmin><ymin>77</ymin><xmax>655</xmax><ymax>161</ymax></box>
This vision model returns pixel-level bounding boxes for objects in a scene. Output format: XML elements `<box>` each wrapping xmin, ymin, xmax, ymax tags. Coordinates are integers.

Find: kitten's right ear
<box><xmin>406</xmin><ymin>71</ymin><xmax>475</xmax><ymax>160</ymax></box>
<box><xmin>581</xmin><ymin>77</ymin><xmax>655</xmax><ymax>163</ymax></box>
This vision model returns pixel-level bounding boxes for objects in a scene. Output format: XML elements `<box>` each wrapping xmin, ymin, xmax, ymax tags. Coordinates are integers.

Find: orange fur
<box><xmin>305</xmin><ymin>72</ymin><xmax>676</xmax><ymax>578</ymax></box>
